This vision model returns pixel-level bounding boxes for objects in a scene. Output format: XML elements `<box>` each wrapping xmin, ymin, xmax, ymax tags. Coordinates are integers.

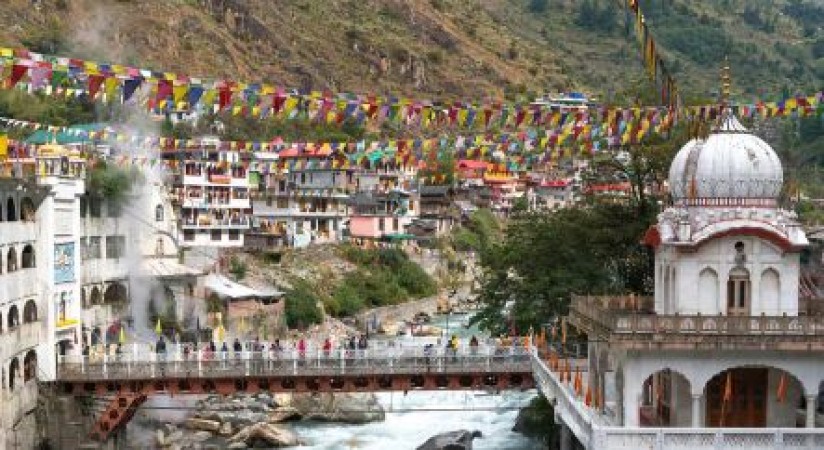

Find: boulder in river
<box><xmin>229</xmin><ymin>423</ymin><xmax>302</xmax><ymax>447</ymax></box>
<box><xmin>185</xmin><ymin>418</ymin><xmax>221</xmax><ymax>433</ymax></box>
<box><xmin>268</xmin><ymin>406</ymin><xmax>302</xmax><ymax>423</ymax></box>
<box><xmin>287</xmin><ymin>393</ymin><xmax>385</xmax><ymax>424</ymax></box>
<box><xmin>416</xmin><ymin>430</ymin><xmax>483</xmax><ymax>450</ymax></box>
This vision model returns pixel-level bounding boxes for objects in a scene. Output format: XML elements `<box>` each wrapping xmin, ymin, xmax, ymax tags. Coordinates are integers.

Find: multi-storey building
<box><xmin>0</xmin><ymin>142</ymin><xmax>87</xmax><ymax>448</ymax></box>
<box><xmin>251</xmin><ymin>147</ymin><xmax>353</xmax><ymax>248</ymax></box>
<box><xmin>348</xmin><ymin>188</ymin><xmax>420</xmax><ymax>242</ymax></box>
<box><xmin>167</xmin><ymin>137</ymin><xmax>252</xmax><ymax>248</ymax></box>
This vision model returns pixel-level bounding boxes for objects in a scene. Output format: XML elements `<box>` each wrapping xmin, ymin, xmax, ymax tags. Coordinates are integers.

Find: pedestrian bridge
<box><xmin>54</xmin><ymin>341</ymin><xmax>535</xmax><ymax>441</ymax></box>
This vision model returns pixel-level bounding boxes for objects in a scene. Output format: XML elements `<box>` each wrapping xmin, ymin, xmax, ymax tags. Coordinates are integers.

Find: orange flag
<box><xmin>561</xmin><ymin>319</ymin><xmax>567</xmax><ymax>345</ymax></box>
<box><xmin>585</xmin><ymin>384</ymin><xmax>592</xmax><ymax>407</ymax></box>
<box><xmin>777</xmin><ymin>373</ymin><xmax>787</xmax><ymax>403</ymax></box>
<box><xmin>723</xmin><ymin>372</ymin><xmax>733</xmax><ymax>403</ymax></box>
<box><xmin>596</xmin><ymin>384</ymin><xmax>604</xmax><ymax>410</ymax></box>
<box><xmin>574</xmin><ymin>366</ymin><xmax>582</xmax><ymax>396</ymax></box>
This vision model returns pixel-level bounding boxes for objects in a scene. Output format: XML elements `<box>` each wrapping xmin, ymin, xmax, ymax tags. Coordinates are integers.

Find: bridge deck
<box><xmin>56</xmin><ymin>346</ymin><xmax>534</xmax><ymax>394</ymax></box>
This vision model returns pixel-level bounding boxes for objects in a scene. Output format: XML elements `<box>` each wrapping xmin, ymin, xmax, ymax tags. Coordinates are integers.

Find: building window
<box><xmin>300</xmin><ymin>173</ymin><xmax>306</xmax><ymax>184</ymax></box>
<box><xmin>726</xmin><ymin>267</ymin><xmax>751</xmax><ymax>315</ymax></box>
<box><xmin>87</xmin><ymin>237</ymin><xmax>102</xmax><ymax>259</ymax></box>
<box><xmin>379</xmin><ymin>218</ymin><xmax>385</xmax><ymax>232</ymax></box>
<box><xmin>89</xmin><ymin>197</ymin><xmax>102</xmax><ymax>218</ymax></box>
<box><xmin>183</xmin><ymin>230</ymin><xmax>195</xmax><ymax>242</ymax></box>
<box><xmin>155</xmin><ymin>204</ymin><xmax>164</xmax><ymax>222</ymax></box>
<box><xmin>211</xmin><ymin>230</ymin><xmax>222</xmax><ymax>241</ymax></box>
<box><xmin>266</xmin><ymin>196</ymin><xmax>273</xmax><ymax>206</ymax></box>
<box><xmin>393</xmin><ymin>218</ymin><xmax>399</xmax><ymax>231</ymax></box>
<box><xmin>6</xmin><ymin>197</ymin><xmax>16</xmax><ymax>221</ymax></box>
<box><xmin>6</xmin><ymin>248</ymin><xmax>17</xmax><ymax>272</ymax></box>
<box><xmin>155</xmin><ymin>238</ymin><xmax>164</xmax><ymax>256</ymax></box>
<box><xmin>277</xmin><ymin>198</ymin><xmax>289</xmax><ymax>209</ymax></box>
<box><xmin>228</xmin><ymin>230</ymin><xmax>240</xmax><ymax>241</ymax></box>
<box><xmin>79</xmin><ymin>196</ymin><xmax>87</xmax><ymax>218</ymax></box>
<box><xmin>105</xmin><ymin>236</ymin><xmax>126</xmax><ymax>259</ymax></box>
<box><xmin>21</xmin><ymin>245</ymin><xmax>35</xmax><ymax>269</ymax></box>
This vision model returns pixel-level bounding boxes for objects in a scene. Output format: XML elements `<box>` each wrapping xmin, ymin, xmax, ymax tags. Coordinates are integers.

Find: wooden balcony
<box><xmin>567</xmin><ymin>295</ymin><xmax>824</xmax><ymax>351</ymax></box>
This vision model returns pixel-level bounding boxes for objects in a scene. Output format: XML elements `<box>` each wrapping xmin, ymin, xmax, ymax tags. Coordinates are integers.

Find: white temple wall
<box><xmin>618</xmin><ymin>350</ymin><xmax>822</xmax><ymax>427</ymax></box>
<box><xmin>655</xmin><ymin>235</ymin><xmax>800</xmax><ymax>316</ymax></box>
<box><xmin>766</xmin><ymin>367</ymin><xmax>804</xmax><ymax>427</ymax></box>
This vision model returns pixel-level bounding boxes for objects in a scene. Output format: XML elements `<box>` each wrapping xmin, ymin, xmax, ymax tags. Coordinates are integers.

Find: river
<box><xmin>291</xmin><ymin>390</ymin><xmax>539</xmax><ymax>449</ymax></box>
<box><xmin>290</xmin><ymin>313</ymin><xmax>540</xmax><ymax>449</ymax></box>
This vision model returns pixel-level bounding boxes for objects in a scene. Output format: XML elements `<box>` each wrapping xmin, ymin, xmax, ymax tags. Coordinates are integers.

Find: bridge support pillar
<box><xmin>560</xmin><ymin>422</ymin><xmax>572</xmax><ymax>450</ymax></box>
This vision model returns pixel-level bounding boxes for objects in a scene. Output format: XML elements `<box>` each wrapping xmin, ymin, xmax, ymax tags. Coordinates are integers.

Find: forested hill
<box><xmin>1</xmin><ymin>0</ymin><xmax>823</xmax><ymax>102</ymax></box>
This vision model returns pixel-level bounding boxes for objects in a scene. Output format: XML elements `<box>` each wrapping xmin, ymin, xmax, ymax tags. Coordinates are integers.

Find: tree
<box><xmin>471</xmin><ymin>201</ymin><xmax>655</xmax><ymax>335</ymax></box>
<box><xmin>589</xmin><ymin>122</ymin><xmax>687</xmax><ymax>219</ymax></box>
<box><xmin>229</xmin><ymin>256</ymin><xmax>248</xmax><ymax>281</ymax></box>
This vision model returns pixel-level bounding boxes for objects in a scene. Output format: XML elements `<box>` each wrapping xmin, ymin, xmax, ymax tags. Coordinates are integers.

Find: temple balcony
<box><xmin>567</xmin><ymin>295</ymin><xmax>824</xmax><ymax>351</ymax></box>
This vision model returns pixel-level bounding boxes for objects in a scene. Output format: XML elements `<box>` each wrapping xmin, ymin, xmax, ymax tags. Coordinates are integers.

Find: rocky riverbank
<box><xmin>142</xmin><ymin>392</ymin><xmax>385</xmax><ymax>449</ymax></box>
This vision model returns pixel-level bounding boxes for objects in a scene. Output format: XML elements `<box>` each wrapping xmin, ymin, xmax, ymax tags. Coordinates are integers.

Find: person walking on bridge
<box><xmin>322</xmin><ymin>337</ymin><xmax>332</xmax><ymax>357</ymax></box>
<box><xmin>469</xmin><ymin>335</ymin><xmax>479</xmax><ymax>355</ymax></box>
<box><xmin>297</xmin><ymin>337</ymin><xmax>306</xmax><ymax>359</ymax></box>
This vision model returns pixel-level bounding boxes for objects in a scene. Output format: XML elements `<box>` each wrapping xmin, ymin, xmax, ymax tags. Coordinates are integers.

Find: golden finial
<box><xmin>720</xmin><ymin>55</ymin><xmax>731</xmax><ymax>108</ymax></box>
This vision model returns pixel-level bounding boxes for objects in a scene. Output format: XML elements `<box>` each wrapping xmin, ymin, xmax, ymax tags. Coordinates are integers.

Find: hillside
<box><xmin>1</xmin><ymin>0</ymin><xmax>823</xmax><ymax>104</ymax></box>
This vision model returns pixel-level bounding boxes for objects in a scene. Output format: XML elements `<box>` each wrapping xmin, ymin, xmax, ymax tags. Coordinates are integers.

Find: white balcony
<box><xmin>0</xmin><ymin>222</ymin><xmax>38</xmax><ymax>245</ymax></box>
<box><xmin>180</xmin><ymin>217</ymin><xmax>251</xmax><ymax>230</ymax></box>
<box><xmin>181</xmin><ymin>198</ymin><xmax>251</xmax><ymax>209</ymax></box>
<box><xmin>0</xmin><ymin>322</ymin><xmax>41</xmax><ymax>363</ymax></box>
<box><xmin>81</xmin><ymin>258</ymin><xmax>128</xmax><ymax>283</ymax></box>
<box><xmin>182</xmin><ymin>173</ymin><xmax>249</xmax><ymax>188</ymax></box>
<box><xmin>0</xmin><ymin>269</ymin><xmax>39</xmax><ymax>301</ymax></box>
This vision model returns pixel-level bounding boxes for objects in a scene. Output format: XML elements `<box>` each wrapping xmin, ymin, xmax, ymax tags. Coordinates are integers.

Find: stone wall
<box><xmin>354</xmin><ymin>295</ymin><xmax>440</xmax><ymax>330</ymax></box>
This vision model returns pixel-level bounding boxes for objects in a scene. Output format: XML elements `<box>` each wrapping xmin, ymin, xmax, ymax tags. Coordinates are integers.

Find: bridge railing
<box><xmin>56</xmin><ymin>346</ymin><xmax>533</xmax><ymax>381</ymax></box>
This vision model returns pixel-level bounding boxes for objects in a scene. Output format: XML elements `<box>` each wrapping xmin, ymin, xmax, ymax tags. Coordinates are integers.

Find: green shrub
<box><xmin>331</xmin><ymin>283</ymin><xmax>366</xmax><ymax>316</ymax></box>
<box><xmin>284</xmin><ymin>281</ymin><xmax>323</xmax><ymax>329</ymax></box>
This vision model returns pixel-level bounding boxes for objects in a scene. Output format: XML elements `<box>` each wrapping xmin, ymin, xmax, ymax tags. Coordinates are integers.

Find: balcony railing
<box><xmin>181</xmin><ymin>217</ymin><xmax>251</xmax><ymax>229</ymax></box>
<box><xmin>0</xmin><ymin>322</ymin><xmax>41</xmax><ymax>362</ymax></box>
<box><xmin>568</xmin><ymin>296</ymin><xmax>824</xmax><ymax>348</ymax></box>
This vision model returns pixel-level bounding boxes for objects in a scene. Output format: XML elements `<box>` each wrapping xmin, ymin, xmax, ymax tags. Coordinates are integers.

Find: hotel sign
<box><xmin>54</xmin><ymin>242</ymin><xmax>75</xmax><ymax>284</ymax></box>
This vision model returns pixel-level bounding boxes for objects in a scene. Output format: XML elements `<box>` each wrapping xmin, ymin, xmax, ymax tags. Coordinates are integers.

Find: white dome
<box><xmin>669</xmin><ymin>113</ymin><xmax>783</xmax><ymax>201</ymax></box>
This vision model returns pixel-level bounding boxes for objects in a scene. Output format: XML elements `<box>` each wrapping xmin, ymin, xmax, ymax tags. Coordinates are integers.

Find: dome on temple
<box><xmin>668</xmin><ymin>111</ymin><xmax>783</xmax><ymax>202</ymax></box>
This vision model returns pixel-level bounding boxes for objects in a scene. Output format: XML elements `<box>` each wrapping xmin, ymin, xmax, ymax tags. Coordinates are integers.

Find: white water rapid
<box><xmin>291</xmin><ymin>390</ymin><xmax>539</xmax><ymax>450</ymax></box>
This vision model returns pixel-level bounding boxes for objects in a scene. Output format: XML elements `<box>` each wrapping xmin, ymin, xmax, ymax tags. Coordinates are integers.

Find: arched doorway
<box><xmin>56</xmin><ymin>339</ymin><xmax>72</xmax><ymax>357</ymax></box>
<box><xmin>90</xmin><ymin>286</ymin><xmax>102</xmax><ymax>306</ymax></box>
<box><xmin>20</xmin><ymin>197</ymin><xmax>35</xmax><ymax>221</ymax></box>
<box><xmin>705</xmin><ymin>366</ymin><xmax>803</xmax><ymax>427</ymax></box>
<box><xmin>22</xmin><ymin>299</ymin><xmax>37</xmax><ymax>323</ymax></box>
<box><xmin>21</xmin><ymin>244</ymin><xmax>35</xmax><ymax>268</ymax></box>
<box><xmin>104</xmin><ymin>282</ymin><xmax>128</xmax><ymax>304</ymax></box>
<box><xmin>7</xmin><ymin>304</ymin><xmax>19</xmax><ymax>329</ymax></box>
<box><xmin>6</xmin><ymin>247</ymin><xmax>17</xmax><ymax>272</ymax></box>
<box><xmin>6</xmin><ymin>197</ymin><xmax>16</xmax><ymax>221</ymax></box>
<box><xmin>23</xmin><ymin>350</ymin><xmax>36</xmax><ymax>382</ymax></box>
<box><xmin>639</xmin><ymin>369</ymin><xmax>692</xmax><ymax>427</ymax></box>
<box><xmin>8</xmin><ymin>357</ymin><xmax>19</xmax><ymax>390</ymax></box>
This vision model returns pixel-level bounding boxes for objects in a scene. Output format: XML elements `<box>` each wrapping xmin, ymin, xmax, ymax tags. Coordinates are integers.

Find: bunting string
<box><xmin>2</xmin><ymin>46</ymin><xmax>820</xmax><ymax>134</ymax></box>
<box><xmin>626</xmin><ymin>0</ymin><xmax>680</xmax><ymax>108</ymax></box>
